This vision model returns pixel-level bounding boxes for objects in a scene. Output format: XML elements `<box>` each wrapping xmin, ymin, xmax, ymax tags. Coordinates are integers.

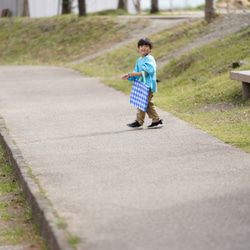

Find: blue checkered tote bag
<box><xmin>130</xmin><ymin>72</ymin><xmax>149</xmax><ymax>112</ymax></box>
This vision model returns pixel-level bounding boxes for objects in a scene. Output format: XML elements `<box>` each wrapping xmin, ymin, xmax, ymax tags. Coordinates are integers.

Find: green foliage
<box><xmin>195</xmin><ymin>4</ymin><xmax>205</xmax><ymax>10</ymax></box>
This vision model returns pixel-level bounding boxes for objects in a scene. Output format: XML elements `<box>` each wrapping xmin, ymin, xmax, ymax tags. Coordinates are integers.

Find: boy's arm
<box><xmin>121</xmin><ymin>71</ymin><xmax>148</xmax><ymax>80</ymax></box>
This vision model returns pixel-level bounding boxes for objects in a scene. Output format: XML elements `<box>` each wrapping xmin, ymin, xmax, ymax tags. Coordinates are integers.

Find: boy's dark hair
<box><xmin>138</xmin><ymin>38</ymin><xmax>153</xmax><ymax>49</ymax></box>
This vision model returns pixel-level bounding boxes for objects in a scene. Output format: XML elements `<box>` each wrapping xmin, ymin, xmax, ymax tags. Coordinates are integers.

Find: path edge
<box><xmin>0</xmin><ymin>118</ymin><xmax>73</xmax><ymax>250</ymax></box>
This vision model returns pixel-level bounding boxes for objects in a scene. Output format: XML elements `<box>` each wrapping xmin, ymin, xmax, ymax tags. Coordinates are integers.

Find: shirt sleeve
<box><xmin>141</xmin><ymin>56</ymin><xmax>156</xmax><ymax>76</ymax></box>
<box><xmin>127</xmin><ymin>59</ymin><xmax>140</xmax><ymax>82</ymax></box>
<box><xmin>142</xmin><ymin>56</ymin><xmax>158</xmax><ymax>92</ymax></box>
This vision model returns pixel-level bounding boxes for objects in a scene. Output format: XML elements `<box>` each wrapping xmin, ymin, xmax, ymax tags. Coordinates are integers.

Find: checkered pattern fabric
<box><xmin>130</xmin><ymin>79</ymin><xmax>150</xmax><ymax>112</ymax></box>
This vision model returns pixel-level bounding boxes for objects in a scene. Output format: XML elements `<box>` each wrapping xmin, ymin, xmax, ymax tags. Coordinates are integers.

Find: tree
<box><xmin>63</xmin><ymin>0</ymin><xmax>72</xmax><ymax>14</ymax></box>
<box><xmin>150</xmin><ymin>0</ymin><xmax>159</xmax><ymax>14</ymax></box>
<box><xmin>78</xmin><ymin>0</ymin><xmax>86</xmax><ymax>17</ymax></box>
<box><xmin>133</xmin><ymin>0</ymin><xmax>141</xmax><ymax>14</ymax></box>
<box><xmin>22</xmin><ymin>0</ymin><xmax>29</xmax><ymax>16</ymax></box>
<box><xmin>118</xmin><ymin>0</ymin><xmax>128</xmax><ymax>11</ymax></box>
<box><xmin>205</xmin><ymin>0</ymin><xmax>216</xmax><ymax>22</ymax></box>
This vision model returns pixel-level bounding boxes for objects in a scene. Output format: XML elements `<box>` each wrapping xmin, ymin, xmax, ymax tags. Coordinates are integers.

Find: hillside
<box><xmin>70</xmin><ymin>13</ymin><xmax>250</xmax><ymax>153</ymax></box>
<box><xmin>0</xmin><ymin>15</ymin><xmax>148</xmax><ymax>65</ymax></box>
<box><xmin>217</xmin><ymin>0</ymin><xmax>250</xmax><ymax>8</ymax></box>
<box><xmin>0</xmin><ymin>12</ymin><xmax>249</xmax><ymax>152</ymax></box>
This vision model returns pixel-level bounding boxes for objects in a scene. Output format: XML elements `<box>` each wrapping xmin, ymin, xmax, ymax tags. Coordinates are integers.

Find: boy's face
<box><xmin>138</xmin><ymin>44</ymin><xmax>152</xmax><ymax>58</ymax></box>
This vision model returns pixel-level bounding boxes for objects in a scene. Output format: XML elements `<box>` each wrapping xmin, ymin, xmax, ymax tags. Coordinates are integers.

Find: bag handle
<box><xmin>139</xmin><ymin>71</ymin><xmax>146</xmax><ymax>84</ymax></box>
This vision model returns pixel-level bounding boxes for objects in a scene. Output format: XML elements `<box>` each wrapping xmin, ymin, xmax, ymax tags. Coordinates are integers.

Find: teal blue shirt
<box><xmin>127</xmin><ymin>54</ymin><xmax>157</xmax><ymax>93</ymax></box>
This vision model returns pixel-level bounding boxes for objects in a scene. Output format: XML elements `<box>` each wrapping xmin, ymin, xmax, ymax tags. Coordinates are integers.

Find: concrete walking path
<box><xmin>1</xmin><ymin>65</ymin><xmax>250</xmax><ymax>250</ymax></box>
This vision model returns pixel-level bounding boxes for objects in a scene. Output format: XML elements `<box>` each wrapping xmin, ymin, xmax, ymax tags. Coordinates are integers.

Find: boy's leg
<box><xmin>146</xmin><ymin>91</ymin><xmax>160</xmax><ymax>122</ymax></box>
<box><xmin>136</xmin><ymin>108</ymin><xmax>146</xmax><ymax>125</ymax></box>
<box><xmin>135</xmin><ymin>91</ymin><xmax>160</xmax><ymax>126</ymax></box>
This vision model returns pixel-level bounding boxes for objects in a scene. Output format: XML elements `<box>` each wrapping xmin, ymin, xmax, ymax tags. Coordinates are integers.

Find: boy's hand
<box><xmin>121</xmin><ymin>74</ymin><xmax>129</xmax><ymax>80</ymax></box>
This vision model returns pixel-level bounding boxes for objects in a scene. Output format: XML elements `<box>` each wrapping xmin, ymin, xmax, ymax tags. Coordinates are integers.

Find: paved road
<box><xmin>1</xmin><ymin>66</ymin><xmax>250</xmax><ymax>250</ymax></box>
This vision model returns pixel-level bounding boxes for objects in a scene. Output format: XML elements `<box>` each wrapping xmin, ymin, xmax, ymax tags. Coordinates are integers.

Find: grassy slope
<box><xmin>0</xmin><ymin>14</ymin><xmax>147</xmax><ymax>65</ymax></box>
<box><xmin>71</xmin><ymin>15</ymin><xmax>250</xmax><ymax>152</ymax></box>
<box><xmin>0</xmin><ymin>14</ymin><xmax>249</xmax><ymax>155</ymax></box>
<box><xmin>0</xmin><ymin>145</ymin><xmax>46</xmax><ymax>248</ymax></box>
<box><xmin>0</xmin><ymin>11</ymin><xmax>249</xmax><ymax>248</ymax></box>
<box><xmin>156</xmin><ymin>29</ymin><xmax>250</xmax><ymax>151</ymax></box>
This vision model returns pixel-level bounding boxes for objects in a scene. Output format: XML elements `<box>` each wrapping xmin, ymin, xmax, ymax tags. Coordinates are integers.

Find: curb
<box><xmin>0</xmin><ymin>118</ymin><xmax>73</xmax><ymax>250</ymax></box>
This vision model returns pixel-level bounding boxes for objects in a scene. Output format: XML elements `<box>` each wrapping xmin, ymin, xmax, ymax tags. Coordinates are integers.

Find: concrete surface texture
<box><xmin>1</xmin><ymin>65</ymin><xmax>250</xmax><ymax>250</ymax></box>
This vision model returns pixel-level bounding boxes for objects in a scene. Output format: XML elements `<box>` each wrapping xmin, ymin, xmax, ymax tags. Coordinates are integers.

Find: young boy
<box><xmin>121</xmin><ymin>37</ymin><xmax>163</xmax><ymax>129</ymax></box>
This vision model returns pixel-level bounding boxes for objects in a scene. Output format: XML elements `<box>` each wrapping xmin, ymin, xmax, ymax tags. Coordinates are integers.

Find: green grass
<box><xmin>72</xmin><ymin>18</ymin><xmax>211</xmax><ymax>77</ymax></box>
<box><xmin>0</xmin><ymin>11</ymin><xmax>249</xmax><ymax>248</ymax></box>
<box><xmin>56</xmin><ymin>218</ymin><xmax>68</xmax><ymax>229</ymax></box>
<box><xmin>89</xmin><ymin>8</ymin><xmax>129</xmax><ymax>16</ymax></box>
<box><xmin>67</xmin><ymin>236</ymin><xmax>80</xmax><ymax>248</ymax></box>
<box><xmin>0</xmin><ymin>13</ymin><xmax>249</xmax><ymax>154</ymax></box>
<box><xmin>70</xmin><ymin>16</ymin><xmax>250</xmax><ymax>153</ymax></box>
<box><xmin>0</xmin><ymin>144</ymin><xmax>47</xmax><ymax>249</ymax></box>
<box><xmin>0</xmin><ymin>15</ymin><xmax>147</xmax><ymax>65</ymax></box>
<box><xmin>155</xmin><ymin>28</ymin><xmax>250</xmax><ymax>152</ymax></box>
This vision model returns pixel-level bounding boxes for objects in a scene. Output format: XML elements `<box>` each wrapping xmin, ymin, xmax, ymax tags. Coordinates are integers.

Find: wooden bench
<box><xmin>230</xmin><ymin>71</ymin><xmax>250</xmax><ymax>100</ymax></box>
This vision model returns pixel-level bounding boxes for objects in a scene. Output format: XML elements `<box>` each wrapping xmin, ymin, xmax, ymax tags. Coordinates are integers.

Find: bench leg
<box><xmin>242</xmin><ymin>82</ymin><xmax>250</xmax><ymax>100</ymax></box>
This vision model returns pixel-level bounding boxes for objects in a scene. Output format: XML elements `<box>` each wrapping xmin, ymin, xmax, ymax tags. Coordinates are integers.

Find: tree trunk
<box><xmin>22</xmin><ymin>0</ymin><xmax>29</xmax><ymax>16</ymax></box>
<box><xmin>78</xmin><ymin>0</ymin><xmax>86</xmax><ymax>17</ymax></box>
<box><xmin>150</xmin><ymin>0</ymin><xmax>159</xmax><ymax>14</ymax></box>
<box><xmin>63</xmin><ymin>0</ymin><xmax>72</xmax><ymax>14</ymax></box>
<box><xmin>205</xmin><ymin>0</ymin><xmax>216</xmax><ymax>22</ymax></box>
<box><xmin>134</xmin><ymin>0</ymin><xmax>141</xmax><ymax>13</ymax></box>
<box><xmin>118</xmin><ymin>0</ymin><xmax>127</xmax><ymax>11</ymax></box>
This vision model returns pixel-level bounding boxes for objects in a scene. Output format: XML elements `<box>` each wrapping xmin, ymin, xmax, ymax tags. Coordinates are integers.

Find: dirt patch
<box><xmin>157</xmin><ymin>12</ymin><xmax>250</xmax><ymax>68</ymax></box>
<box><xmin>68</xmin><ymin>15</ymin><xmax>200</xmax><ymax>65</ymax></box>
<box><xmin>201</xmin><ymin>102</ymin><xmax>240</xmax><ymax>111</ymax></box>
<box><xmin>217</xmin><ymin>0</ymin><xmax>250</xmax><ymax>8</ymax></box>
<box><xmin>69</xmin><ymin>12</ymin><xmax>250</xmax><ymax>67</ymax></box>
